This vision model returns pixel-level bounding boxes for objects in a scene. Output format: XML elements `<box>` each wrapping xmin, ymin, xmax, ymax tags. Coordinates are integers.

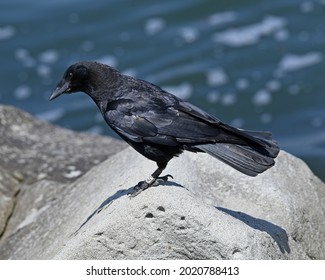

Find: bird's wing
<box><xmin>103</xmin><ymin>97</ymin><xmax>180</xmax><ymax>146</ymax></box>
<box><xmin>175</xmin><ymin>100</ymin><xmax>278</xmax><ymax>148</ymax></box>
<box><xmin>176</xmin><ymin>100</ymin><xmax>222</xmax><ymax>124</ymax></box>
<box><xmin>103</xmin><ymin>94</ymin><xmax>227</xmax><ymax>146</ymax></box>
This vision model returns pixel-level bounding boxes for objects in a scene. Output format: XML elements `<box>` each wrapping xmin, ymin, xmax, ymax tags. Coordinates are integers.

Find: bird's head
<box><xmin>49</xmin><ymin>61</ymin><xmax>122</xmax><ymax>103</ymax></box>
<box><xmin>49</xmin><ymin>62</ymin><xmax>90</xmax><ymax>101</ymax></box>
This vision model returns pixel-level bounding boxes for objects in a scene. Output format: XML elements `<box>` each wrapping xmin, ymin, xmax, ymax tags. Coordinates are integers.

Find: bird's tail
<box><xmin>194</xmin><ymin>130</ymin><xmax>279</xmax><ymax>176</ymax></box>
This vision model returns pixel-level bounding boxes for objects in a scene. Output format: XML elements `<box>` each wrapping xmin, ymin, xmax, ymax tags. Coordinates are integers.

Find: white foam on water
<box><xmin>235</xmin><ymin>78</ymin><xmax>250</xmax><ymax>90</ymax></box>
<box><xmin>221</xmin><ymin>92</ymin><xmax>237</xmax><ymax>106</ymax></box>
<box><xmin>145</xmin><ymin>17</ymin><xmax>166</xmax><ymax>35</ymax></box>
<box><xmin>14</xmin><ymin>85</ymin><xmax>32</xmax><ymax>100</ymax></box>
<box><xmin>206</xmin><ymin>68</ymin><xmax>228</xmax><ymax>86</ymax></box>
<box><xmin>15</xmin><ymin>48</ymin><xmax>29</xmax><ymax>60</ymax></box>
<box><xmin>277</xmin><ymin>52</ymin><xmax>323</xmax><ymax>73</ymax></box>
<box><xmin>230</xmin><ymin>118</ymin><xmax>245</xmax><ymax>128</ymax></box>
<box><xmin>206</xmin><ymin>91</ymin><xmax>220</xmax><ymax>104</ymax></box>
<box><xmin>274</xmin><ymin>29</ymin><xmax>289</xmax><ymax>41</ymax></box>
<box><xmin>288</xmin><ymin>84</ymin><xmax>301</xmax><ymax>95</ymax></box>
<box><xmin>0</xmin><ymin>25</ymin><xmax>15</xmax><ymax>40</ymax></box>
<box><xmin>252</xmin><ymin>89</ymin><xmax>272</xmax><ymax>106</ymax></box>
<box><xmin>163</xmin><ymin>83</ymin><xmax>193</xmax><ymax>100</ymax></box>
<box><xmin>266</xmin><ymin>80</ymin><xmax>281</xmax><ymax>92</ymax></box>
<box><xmin>36</xmin><ymin>108</ymin><xmax>65</xmax><ymax>122</ymax></box>
<box><xmin>122</xmin><ymin>68</ymin><xmax>137</xmax><ymax>77</ymax></box>
<box><xmin>81</xmin><ymin>40</ymin><xmax>95</xmax><ymax>52</ymax></box>
<box><xmin>87</xmin><ymin>125</ymin><xmax>104</xmax><ymax>135</ymax></box>
<box><xmin>14</xmin><ymin>48</ymin><xmax>36</xmax><ymax>67</ymax></box>
<box><xmin>38</xmin><ymin>49</ymin><xmax>59</xmax><ymax>64</ymax></box>
<box><xmin>260</xmin><ymin>113</ymin><xmax>272</xmax><ymax>124</ymax></box>
<box><xmin>212</xmin><ymin>15</ymin><xmax>286</xmax><ymax>47</ymax></box>
<box><xmin>179</xmin><ymin>27</ymin><xmax>199</xmax><ymax>43</ymax></box>
<box><xmin>300</xmin><ymin>1</ymin><xmax>315</xmax><ymax>13</ymax></box>
<box><xmin>37</xmin><ymin>64</ymin><xmax>52</xmax><ymax>79</ymax></box>
<box><xmin>98</xmin><ymin>55</ymin><xmax>118</xmax><ymax>67</ymax></box>
<box><xmin>207</xmin><ymin>11</ymin><xmax>237</xmax><ymax>26</ymax></box>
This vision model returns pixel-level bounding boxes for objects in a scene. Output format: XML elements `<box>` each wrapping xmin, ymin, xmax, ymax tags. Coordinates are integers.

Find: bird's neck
<box><xmin>86</xmin><ymin>71</ymin><xmax>140</xmax><ymax>114</ymax></box>
<box><xmin>85</xmin><ymin>71</ymin><xmax>123</xmax><ymax>108</ymax></box>
<box><xmin>86</xmin><ymin>91</ymin><xmax>110</xmax><ymax>114</ymax></box>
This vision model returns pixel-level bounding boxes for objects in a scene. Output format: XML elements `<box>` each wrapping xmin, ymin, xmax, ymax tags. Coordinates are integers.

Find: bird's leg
<box><xmin>129</xmin><ymin>162</ymin><xmax>173</xmax><ymax>197</ymax></box>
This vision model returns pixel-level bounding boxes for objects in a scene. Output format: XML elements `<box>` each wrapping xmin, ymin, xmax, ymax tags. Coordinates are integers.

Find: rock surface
<box><xmin>0</xmin><ymin>105</ymin><xmax>324</xmax><ymax>259</ymax></box>
<box><xmin>0</xmin><ymin>105</ymin><xmax>126</xmax><ymax>241</ymax></box>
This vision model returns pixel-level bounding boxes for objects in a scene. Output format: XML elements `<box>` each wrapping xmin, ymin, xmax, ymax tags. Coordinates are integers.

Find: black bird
<box><xmin>49</xmin><ymin>61</ymin><xmax>279</xmax><ymax>196</ymax></box>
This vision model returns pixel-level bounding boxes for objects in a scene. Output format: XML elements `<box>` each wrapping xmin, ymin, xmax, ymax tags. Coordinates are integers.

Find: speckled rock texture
<box><xmin>0</xmin><ymin>105</ymin><xmax>126</xmax><ymax>243</ymax></box>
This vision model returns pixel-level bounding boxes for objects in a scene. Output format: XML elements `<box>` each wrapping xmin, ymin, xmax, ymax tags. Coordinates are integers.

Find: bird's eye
<box><xmin>68</xmin><ymin>72</ymin><xmax>73</xmax><ymax>78</ymax></box>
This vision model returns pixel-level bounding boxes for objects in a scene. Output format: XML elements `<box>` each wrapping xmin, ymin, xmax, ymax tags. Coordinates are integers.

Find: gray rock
<box><xmin>0</xmin><ymin>105</ymin><xmax>126</xmax><ymax>248</ymax></box>
<box><xmin>0</xmin><ymin>105</ymin><xmax>127</xmax><ymax>184</ymax></box>
<box><xmin>0</xmin><ymin>167</ymin><xmax>19</xmax><ymax>237</ymax></box>
<box><xmin>52</xmin><ymin>150</ymin><xmax>325</xmax><ymax>260</ymax></box>
<box><xmin>0</xmin><ymin>105</ymin><xmax>324</xmax><ymax>259</ymax></box>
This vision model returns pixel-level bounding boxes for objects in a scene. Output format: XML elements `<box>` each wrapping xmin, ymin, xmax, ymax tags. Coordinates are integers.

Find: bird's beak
<box><xmin>49</xmin><ymin>79</ymin><xmax>70</xmax><ymax>101</ymax></box>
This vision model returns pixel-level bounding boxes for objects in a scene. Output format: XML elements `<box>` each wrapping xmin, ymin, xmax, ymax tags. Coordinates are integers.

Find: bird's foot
<box><xmin>128</xmin><ymin>174</ymin><xmax>173</xmax><ymax>198</ymax></box>
<box><xmin>128</xmin><ymin>180</ymin><xmax>151</xmax><ymax>198</ymax></box>
<box><xmin>154</xmin><ymin>174</ymin><xmax>173</xmax><ymax>185</ymax></box>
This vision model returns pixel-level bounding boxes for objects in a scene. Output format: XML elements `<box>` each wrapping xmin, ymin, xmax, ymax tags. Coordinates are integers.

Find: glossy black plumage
<box><xmin>50</xmin><ymin>61</ymin><xmax>279</xmax><ymax>194</ymax></box>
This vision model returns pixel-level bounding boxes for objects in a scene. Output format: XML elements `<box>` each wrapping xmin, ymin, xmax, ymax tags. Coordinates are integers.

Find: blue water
<box><xmin>1</xmin><ymin>0</ymin><xmax>324</xmax><ymax>180</ymax></box>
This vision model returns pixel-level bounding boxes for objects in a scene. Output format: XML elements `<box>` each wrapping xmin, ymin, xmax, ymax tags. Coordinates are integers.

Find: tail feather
<box><xmin>194</xmin><ymin>130</ymin><xmax>279</xmax><ymax>177</ymax></box>
<box><xmin>240</xmin><ymin>130</ymin><xmax>280</xmax><ymax>158</ymax></box>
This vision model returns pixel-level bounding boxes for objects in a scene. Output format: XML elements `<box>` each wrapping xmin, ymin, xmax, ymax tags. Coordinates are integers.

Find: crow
<box><xmin>49</xmin><ymin>61</ymin><xmax>279</xmax><ymax>196</ymax></box>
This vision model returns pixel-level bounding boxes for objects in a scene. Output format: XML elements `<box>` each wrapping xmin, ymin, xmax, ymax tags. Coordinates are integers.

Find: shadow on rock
<box><xmin>74</xmin><ymin>180</ymin><xmax>185</xmax><ymax>234</ymax></box>
<box><xmin>216</xmin><ymin>206</ymin><xmax>291</xmax><ymax>254</ymax></box>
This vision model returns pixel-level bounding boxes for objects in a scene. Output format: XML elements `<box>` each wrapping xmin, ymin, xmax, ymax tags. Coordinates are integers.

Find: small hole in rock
<box><xmin>180</xmin><ymin>216</ymin><xmax>185</xmax><ymax>220</ymax></box>
<box><xmin>145</xmin><ymin>212</ymin><xmax>154</xmax><ymax>218</ymax></box>
<box><xmin>233</xmin><ymin>248</ymin><xmax>241</xmax><ymax>254</ymax></box>
<box><xmin>157</xmin><ymin>206</ymin><xmax>165</xmax><ymax>212</ymax></box>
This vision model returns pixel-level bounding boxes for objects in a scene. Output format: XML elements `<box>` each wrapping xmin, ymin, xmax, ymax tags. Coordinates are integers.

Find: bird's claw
<box><xmin>128</xmin><ymin>174</ymin><xmax>174</xmax><ymax>198</ymax></box>
<box><xmin>152</xmin><ymin>174</ymin><xmax>173</xmax><ymax>186</ymax></box>
<box><xmin>128</xmin><ymin>181</ymin><xmax>150</xmax><ymax>198</ymax></box>
<box><xmin>157</xmin><ymin>174</ymin><xmax>173</xmax><ymax>182</ymax></box>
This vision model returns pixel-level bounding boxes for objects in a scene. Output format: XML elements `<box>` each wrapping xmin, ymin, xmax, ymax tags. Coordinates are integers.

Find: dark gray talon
<box><xmin>153</xmin><ymin>174</ymin><xmax>173</xmax><ymax>186</ymax></box>
<box><xmin>128</xmin><ymin>174</ymin><xmax>174</xmax><ymax>198</ymax></box>
<box><xmin>157</xmin><ymin>174</ymin><xmax>173</xmax><ymax>181</ymax></box>
<box><xmin>128</xmin><ymin>181</ymin><xmax>150</xmax><ymax>198</ymax></box>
